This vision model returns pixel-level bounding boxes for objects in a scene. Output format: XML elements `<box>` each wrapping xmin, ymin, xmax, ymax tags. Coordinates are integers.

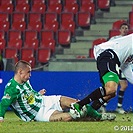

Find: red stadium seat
<box><xmin>1</xmin><ymin>0</ymin><xmax>13</xmax><ymax>5</ymax></box>
<box><xmin>27</xmin><ymin>13</ymin><xmax>42</xmax><ymax>31</ymax></box>
<box><xmin>40</xmin><ymin>30</ymin><xmax>54</xmax><ymax>42</ymax></box>
<box><xmin>44</xmin><ymin>21</ymin><xmax>59</xmax><ymax>33</ymax></box>
<box><xmin>44</xmin><ymin>12</ymin><xmax>58</xmax><ymax>24</ymax></box>
<box><xmin>28</xmin><ymin>13</ymin><xmax>42</xmax><ymax>23</ymax></box>
<box><xmin>80</xmin><ymin>3</ymin><xmax>95</xmax><ymax>17</ymax></box>
<box><xmin>47</xmin><ymin>3</ymin><xmax>62</xmax><ymax>14</ymax></box>
<box><xmin>130</xmin><ymin>22</ymin><xmax>133</xmax><ymax>30</ymax></box>
<box><xmin>32</xmin><ymin>0</ymin><xmax>45</xmax><ymax>4</ymax></box>
<box><xmin>12</xmin><ymin>21</ymin><xmax>26</xmax><ymax>31</ymax></box>
<box><xmin>76</xmin><ymin>11</ymin><xmax>91</xmax><ymax>28</ymax></box>
<box><xmin>0</xmin><ymin>31</ymin><xmax>6</xmax><ymax>53</ymax></box>
<box><xmin>60</xmin><ymin>21</ymin><xmax>76</xmax><ymax>35</ymax></box>
<box><xmin>60</xmin><ymin>12</ymin><xmax>74</xmax><ymax>23</ymax></box>
<box><xmin>109</xmin><ymin>29</ymin><xmax>120</xmax><ymax>39</ymax></box>
<box><xmin>20</xmin><ymin>48</ymin><xmax>36</xmax><ymax>68</ymax></box>
<box><xmin>92</xmin><ymin>38</ymin><xmax>107</xmax><ymax>47</ymax></box>
<box><xmin>11</xmin><ymin>13</ymin><xmax>26</xmax><ymax>31</ymax></box>
<box><xmin>31</xmin><ymin>3</ymin><xmax>46</xmax><ymax>14</ymax></box>
<box><xmin>28</xmin><ymin>21</ymin><xmax>42</xmax><ymax>32</ymax></box>
<box><xmin>97</xmin><ymin>0</ymin><xmax>110</xmax><ymax>10</ymax></box>
<box><xmin>0</xmin><ymin>13</ymin><xmax>10</xmax><ymax>31</ymax></box>
<box><xmin>0</xmin><ymin>13</ymin><xmax>9</xmax><ymax>22</ymax></box>
<box><xmin>24</xmin><ymin>30</ymin><xmax>39</xmax><ymax>50</ymax></box>
<box><xmin>129</xmin><ymin>12</ymin><xmax>133</xmax><ymax>29</ymax></box>
<box><xmin>40</xmin><ymin>30</ymin><xmax>55</xmax><ymax>54</ymax></box>
<box><xmin>48</xmin><ymin>0</ymin><xmax>61</xmax><ymax>5</ymax></box>
<box><xmin>64</xmin><ymin>0</ymin><xmax>77</xmax><ymax>5</ymax></box>
<box><xmin>16</xmin><ymin>0</ymin><xmax>29</xmax><ymax>5</ymax></box>
<box><xmin>80</xmin><ymin>0</ymin><xmax>94</xmax><ymax>5</ymax></box>
<box><xmin>37</xmin><ymin>48</ymin><xmax>51</xmax><ymax>63</ymax></box>
<box><xmin>4</xmin><ymin>48</ymin><xmax>19</xmax><ymax>63</ymax></box>
<box><xmin>15</xmin><ymin>3</ymin><xmax>30</xmax><ymax>13</ymax></box>
<box><xmin>0</xmin><ymin>21</ymin><xmax>9</xmax><ymax>31</ymax></box>
<box><xmin>8</xmin><ymin>30</ymin><xmax>22</xmax><ymax>50</ymax></box>
<box><xmin>0</xmin><ymin>3</ymin><xmax>13</xmax><ymax>14</ymax></box>
<box><xmin>0</xmin><ymin>39</ymin><xmax>6</xmax><ymax>53</ymax></box>
<box><xmin>12</xmin><ymin>12</ymin><xmax>26</xmax><ymax>22</ymax></box>
<box><xmin>89</xmin><ymin>48</ymin><xmax>94</xmax><ymax>58</ymax></box>
<box><xmin>0</xmin><ymin>31</ymin><xmax>5</xmax><ymax>39</ymax></box>
<box><xmin>8</xmin><ymin>39</ymin><xmax>22</xmax><ymax>50</ymax></box>
<box><xmin>112</xmin><ymin>20</ymin><xmax>127</xmax><ymax>30</ymax></box>
<box><xmin>64</xmin><ymin>3</ymin><xmax>79</xmax><ymax>14</ymax></box>
<box><xmin>57</xmin><ymin>30</ymin><xmax>71</xmax><ymax>46</ymax></box>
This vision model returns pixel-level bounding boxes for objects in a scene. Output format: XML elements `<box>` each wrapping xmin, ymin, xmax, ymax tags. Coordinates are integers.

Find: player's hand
<box><xmin>39</xmin><ymin>89</ymin><xmax>46</xmax><ymax>95</ymax></box>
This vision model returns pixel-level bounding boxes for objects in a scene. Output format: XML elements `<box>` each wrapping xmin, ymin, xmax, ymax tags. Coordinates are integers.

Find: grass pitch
<box><xmin>0</xmin><ymin>111</ymin><xmax>133</xmax><ymax>133</ymax></box>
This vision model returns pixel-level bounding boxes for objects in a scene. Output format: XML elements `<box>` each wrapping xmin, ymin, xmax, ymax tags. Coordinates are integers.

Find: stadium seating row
<box><xmin>0</xmin><ymin>0</ymin><xmax>110</xmax><ymax>14</ymax></box>
<box><xmin>0</xmin><ymin>12</ymin><xmax>91</xmax><ymax>32</ymax></box>
<box><xmin>3</xmin><ymin>47</ymin><xmax>50</xmax><ymax>68</ymax></box>
<box><xmin>0</xmin><ymin>0</ymin><xmax>112</xmax><ymax>67</ymax></box>
<box><xmin>0</xmin><ymin>29</ymin><xmax>72</xmax><ymax>55</ymax></box>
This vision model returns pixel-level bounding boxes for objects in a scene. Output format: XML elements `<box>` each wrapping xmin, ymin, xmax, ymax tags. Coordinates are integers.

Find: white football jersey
<box><xmin>94</xmin><ymin>33</ymin><xmax>133</xmax><ymax>84</ymax></box>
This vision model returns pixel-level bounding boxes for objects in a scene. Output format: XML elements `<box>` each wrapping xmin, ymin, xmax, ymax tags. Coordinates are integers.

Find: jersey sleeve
<box><xmin>0</xmin><ymin>86</ymin><xmax>18</xmax><ymax>118</ymax></box>
<box><xmin>27</xmin><ymin>80</ymin><xmax>40</xmax><ymax>95</ymax></box>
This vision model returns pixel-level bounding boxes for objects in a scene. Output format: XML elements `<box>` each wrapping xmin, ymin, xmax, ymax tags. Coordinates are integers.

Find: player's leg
<box><xmin>34</xmin><ymin>95</ymin><xmax>81</xmax><ymax>122</ymax></box>
<box><xmin>49</xmin><ymin>111</ymin><xmax>73</xmax><ymax>122</ymax></box>
<box><xmin>116</xmin><ymin>79</ymin><xmax>127</xmax><ymax>114</ymax></box>
<box><xmin>60</xmin><ymin>96</ymin><xmax>78</xmax><ymax>109</ymax></box>
<box><xmin>91</xmin><ymin>80</ymin><xmax>118</xmax><ymax>110</ymax></box>
<box><xmin>59</xmin><ymin>96</ymin><xmax>110</xmax><ymax>120</ymax></box>
<box><xmin>70</xmin><ymin>49</ymin><xmax>120</xmax><ymax>114</ymax></box>
<box><xmin>72</xmin><ymin>72</ymin><xmax>119</xmax><ymax>114</ymax></box>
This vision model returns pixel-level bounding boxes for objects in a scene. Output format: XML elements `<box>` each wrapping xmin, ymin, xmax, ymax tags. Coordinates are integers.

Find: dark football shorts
<box><xmin>96</xmin><ymin>49</ymin><xmax>121</xmax><ymax>85</ymax></box>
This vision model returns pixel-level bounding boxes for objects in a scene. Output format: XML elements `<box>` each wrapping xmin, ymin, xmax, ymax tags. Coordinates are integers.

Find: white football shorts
<box><xmin>34</xmin><ymin>95</ymin><xmax>63</xmax><ymax>122</ymax></box>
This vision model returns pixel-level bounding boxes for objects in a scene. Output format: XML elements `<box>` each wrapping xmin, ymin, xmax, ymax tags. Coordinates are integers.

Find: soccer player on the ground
<box><xmin>71</xmin><ymin>33</ymin><xmax>133</xmax><ymax>116</ymax></box>
<box><xmin>100</xmin><ymin>22</ymin><xmax>129</xmax><ymax>114</ymax></box>
<box><xmin>0</xmin><ymin>60</ymin><xmax>115</xmax><ymax>122</ymax></box>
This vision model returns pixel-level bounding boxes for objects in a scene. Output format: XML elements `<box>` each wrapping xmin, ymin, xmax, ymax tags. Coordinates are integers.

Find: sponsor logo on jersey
<box><xmin>108</xmin><ymin>75</ymin><xmax>114</xmax><ymax>78</ymax></box>
<box><xmin>24</xmin><ymin>93</ymin><xmax>35</xmax><ymax>105</ymax></box>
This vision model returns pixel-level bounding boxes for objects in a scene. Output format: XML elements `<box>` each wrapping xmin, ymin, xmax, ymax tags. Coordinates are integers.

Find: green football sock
<box><xmin>86</xmin><ymin>104</ymin><xmax>102</xmax><ymax>120</ymax></box>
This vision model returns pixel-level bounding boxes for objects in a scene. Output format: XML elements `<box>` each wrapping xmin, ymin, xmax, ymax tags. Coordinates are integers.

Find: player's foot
<box><xmin>100</xmin><ymin>113</ymin><xmax>116</xmax><ymax>121</ymax></box>
<box><xmin>85</xmin><ymin>105</ymin><xmax>116</xmax><ymax>121</ymax></box>
<box><xmin>116</xmin><ymin>107</ymin><xmax>126</xmax><ymax>114</ymax></box>
<box><xmin>99</xmin><ymin>106</ymin><xmax>106</xmax><ymax>113</ymax></box>
<box><xmin>69</xmin><ymin>103</ymin><xmax>81</xmax><ymax>119</ymax></box>
<box><xmin>70</xmin><ymin>103</ymin><xmax>103</xmax><ymax>120</ymax></box>
<box><xmin>85</xmin><ymin>104</ymin><xmax>102</xmax><ymax>120</ymax></box>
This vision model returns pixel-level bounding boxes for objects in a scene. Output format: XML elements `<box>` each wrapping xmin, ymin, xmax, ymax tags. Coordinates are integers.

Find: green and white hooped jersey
<box><xmin>0</xmin><ymin>78</ymin><xmax>42</xmax><ymax>121</ymax></box>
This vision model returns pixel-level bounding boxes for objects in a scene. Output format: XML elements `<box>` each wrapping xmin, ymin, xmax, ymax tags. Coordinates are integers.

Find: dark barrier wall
<box><xmin>0</xmin><ymin>71</ymin><xmax>133</xmax><ymax>111</ymax></box>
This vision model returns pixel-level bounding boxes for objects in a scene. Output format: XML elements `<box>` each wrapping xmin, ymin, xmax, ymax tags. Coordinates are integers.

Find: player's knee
<box><xmin>105</xmin><ymin>86</ymin><xmax>117</xmax><ymax>96</ymax></box>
